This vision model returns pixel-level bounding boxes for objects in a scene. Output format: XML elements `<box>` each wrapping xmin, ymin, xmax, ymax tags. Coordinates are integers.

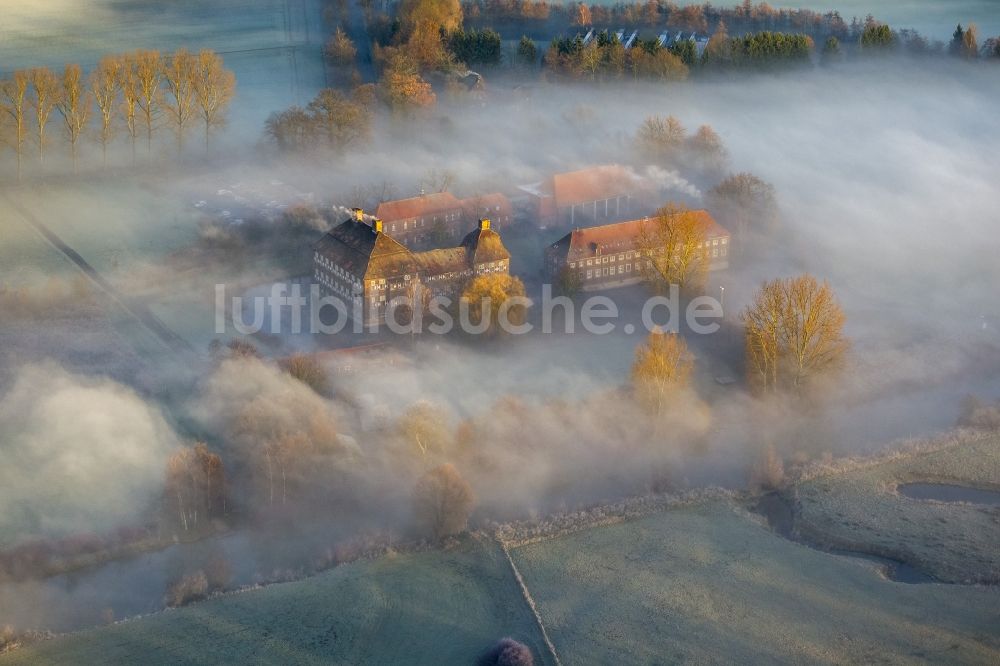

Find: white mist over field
<box><xmin>0</xmin><ymin>364</ymin><xmax>178</xmax><ymax>540</ymax></box>
<box><xmin>0</xmin><ymin>45</ymin><xmax>998</xmax><ymax>647</ymax></box>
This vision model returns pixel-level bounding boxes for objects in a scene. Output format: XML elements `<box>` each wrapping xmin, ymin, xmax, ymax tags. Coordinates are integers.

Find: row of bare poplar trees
<box><xmin>0</xmin><ymin>49</ymin><xmax>236</xmax><ymax>179</ymax></box>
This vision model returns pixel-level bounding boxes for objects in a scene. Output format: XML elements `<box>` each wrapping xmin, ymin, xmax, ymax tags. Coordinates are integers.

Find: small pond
<box><xmin>898</xmin><ymin>484</ymin><xmax>1000</xmax><ymax>506</ymax></box>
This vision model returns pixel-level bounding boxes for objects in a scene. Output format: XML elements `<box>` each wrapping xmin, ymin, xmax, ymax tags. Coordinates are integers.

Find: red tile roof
<box><xmin>375</xmin><ymin>192</ymin><xmax>462</xmax><ymax>222</ymax></box>
<box><xmin>553</xmin><ymin>210</ymin><xmax>728</xmax><ymax>261</ymax></box>
<box><xmin>551</xmin><ymin>165</ymin><xmax>642</xmax><ymax>209</ymax></box>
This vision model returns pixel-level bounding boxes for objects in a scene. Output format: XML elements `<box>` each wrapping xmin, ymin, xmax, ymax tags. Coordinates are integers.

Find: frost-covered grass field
<box><xmin>793</xmin><ymin>433</ymin><xmax>1000</xmax><ymax>583</ymax></box>
<box><xmin>1</xmin><ymin>536</ymin><xmax>551</xmax><ymax>666</ymax></box>
<box><xmin>7</xmin><ymin>494</ymin><xmax>998</xmax><ymax>664</ymax></box>
<box><xmin>511</xmin><ymin>500</ymin><xmax>1000</xmax><ymax>665</ymax></box>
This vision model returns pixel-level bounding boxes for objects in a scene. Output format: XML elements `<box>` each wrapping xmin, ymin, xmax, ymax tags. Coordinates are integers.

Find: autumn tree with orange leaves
<box><xmin>381</xmin><ymin>53</ymin><xmax>436</xmax><ymax>114</ymax></box>
<box><xmin>637</xmin><ymin>203</ymin><xmax>712</xmax><ymax>294</ymax></box>
<box><xmin>741</xmin><ymin>275</ymin><xmax>849</xmax><ymax>393</ymax></box>
<box><xmin>630</xmin><ymin>329</ymin><xmax>694</xmax><ymax>417</ymax></box>
<box><xmin>164</xmin><ymin>443</ymin><xmax>227</xmax><ymax>533</ymax></box>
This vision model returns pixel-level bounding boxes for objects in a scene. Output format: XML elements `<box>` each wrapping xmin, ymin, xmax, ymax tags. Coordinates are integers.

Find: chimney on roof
<box><xmin>372</xmin><ymin>218</ymin><xmax>383</xmax><ymax>233</ymax></box>
<box><xmin>479</xmin><ymin>218</ymin><xmax>491</xmax><ymax>231</ymax></box>
<box><xmin>352</xmin><ymin>207</ymin><xmax>364</xmax><ymax>222</ymax></box>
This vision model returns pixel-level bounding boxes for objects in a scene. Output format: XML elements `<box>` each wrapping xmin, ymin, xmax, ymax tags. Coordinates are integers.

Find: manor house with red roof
<box><xmin>545</xmin><ymin>210</ymin><xmax>730</xmax><ymax>291</ymax></box>
<box><xmin>314</xmin><ymin>209</ymin><xmax>510</xmax><ymax>327</ymax></box>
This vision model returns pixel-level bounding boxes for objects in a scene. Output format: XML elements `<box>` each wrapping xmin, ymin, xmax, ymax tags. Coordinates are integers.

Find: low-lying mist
<box><xmin>0</xmin><ymin>364</ymin><xmax>178</xmax><ymax>541</ymax></box>
<box><xmin>2</xmin><ymin>55</ymin><xmax>1000</xmax><ymax>627</ymax></box>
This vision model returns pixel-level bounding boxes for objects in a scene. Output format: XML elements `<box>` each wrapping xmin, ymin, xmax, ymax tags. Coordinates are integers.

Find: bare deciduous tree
<box><xmin>636</xmin><ymin>114</ymin><xmax>686</xmax><ymax>163</ymax></box>
<box><xmin>90</xmin><ymin>57</ymin><xmax>122</xmax><ymax>167</ymax></box>
<box><xmin>630</xmin><ymin>329</ymin><xmax>693</xmax><ymax>417</ymax></box>
<box><xmin>29</xmin><ymin>67</ymin><xmax>61</xmax><ymax>163</ymax></box>
<box><xmin>413</xmin><ymin>463</ymin><xmax>475</xmax><ymax>539</ymax></box>
<box><xmin>741</xmin><ymin>274</ymin><xmax>849</xmax><ymax>393</ymax></box>
<box><xmin>398</xmin><ymin>401</ymin><xmax>452</xmax><ymax>459</ymax></box>
<box><xmin>637</xmin><ymin>203</ymin><xmax>711</xmax><ymax>293</ymax></box>
<box><xmin>707</xmin><ymin>172</ymin><xmax>778</xmax><ymax>247</ymax></box>
<box><xmin>689</xmin><ymin>124</ymin><xmax>728</xmax><ymax>172</ymax></box>
<box><xmin>192</xmin><ymin>49</ymin><xmax>236</xmax><ymax>150</ymax></box>
<box><xmin>0</xmin><ymin>71</ymin><xmax>30</xmax><ymax>180</ymax></box>
<box><xmin>162</xmin><ymin>48</ymin><xmax>198</xmax><ymax>151</ymax></box>
<box><xmin>118</xmin><ymin>53</ymin><xmax>141</xmax><ymax>165</ymax></box>
<box><xmin>264</xmin><ymin>106</ymin><xmax>314</xmax><ymax>152</ymax></box>
<box><xmin>164</xmin><ymin>442</ymin><xmax>226</xmax><ymax>532</ymax></box>
<box><xmin>56</xmin><ymin>64</ymin><xmax>92</xmax><ymax>171</ymax></box>
<box><xmin>420</xmin><ymin>167</ymin><xmax>456</xmax><ymax>193</ymax></box>
<box><xmin>133</xmin><ymin>50</ymin><xmax>163</xmax><ymax>155</ymax></box>
<box><xmin>306</xmin><ymin>88</ymin><xmax>370</xmax><ymax>151</ymax></box>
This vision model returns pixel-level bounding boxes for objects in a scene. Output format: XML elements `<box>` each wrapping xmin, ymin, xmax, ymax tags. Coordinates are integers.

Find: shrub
<box><xmin>165</xmin><ymin>571</ymin><xmax>209</xmax><ymax>607</ymax></box>
<box><xmin>957</xmin><ymin>395</ymin><xmax>1000</xmax><ymax>430</ymax></box>
<box><xmin>204</xmin><ymin>555</ymin><xmax>232</xmax><ymax>591</ymax></box>
<box><xmin>0</xmin><ymin>626</ymin><xmax>20</xmax><ymax>653</ymax></box>
<box><xmin>750</xmin><ymin>444</ymin><xmax>786</xmax><ymax>491</ymax></box>
<box><xmin>480</xmin><ymin>638</ymin><xmax>534</xmax><ymax>666</ymax></box>
<box><xmin>226</xmin><ymin>338</ymin><xmax>259</xmax><ymax>358</ymax></box>
<box><xmin>413</xmin><ymin>463</ymin><xmax>476</xmax><ymax>540</ymax></box>
<box><xmin>282</xmin><ymin>354</ymin><xmax>330</xmax><ymax>395</ymax></box>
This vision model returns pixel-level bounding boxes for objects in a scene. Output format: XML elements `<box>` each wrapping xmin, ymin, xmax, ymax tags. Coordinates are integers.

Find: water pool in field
<box><xmin>898</xmin><ymin>483</ymin><xmax>1000</xmax><ymax>506</ymax></box>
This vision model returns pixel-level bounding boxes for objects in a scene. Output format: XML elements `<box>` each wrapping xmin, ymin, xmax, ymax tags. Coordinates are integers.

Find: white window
<box><xmin>721</xmin><ymin>238</ymin><xmax>728</xmax><ymax>245</ymax></box>
<box><xmin>713</xmin><ymin>249</ymin><xmax>719</xmax><ymax>257</ymax></box>
<box><xmin>626</xmin><ymin>263</ymin><xmax>631</xmax><ymax>272</ymax></box>
<box><xmin>618</xmin><ymin>265</ymin><xmax>624</xmax><ymax>274</ymax></box>
<box><xmin>618</xmin><ymin>254</ymin><xmax>624</xmax><ymax>261</ymax></box>
<box><xmin>721</xmin><ymin>248</ymin><xmax>727</xmax><ymax>257</ymax></box>
<box><xmin>586</xmin><ymin>270</ymin><xmax>593</xmax><ymax>279</ymax></box>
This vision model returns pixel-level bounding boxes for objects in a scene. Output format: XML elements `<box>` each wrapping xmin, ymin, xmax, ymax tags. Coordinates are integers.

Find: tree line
<box><xmin>544</xmin><ymin>31</ymin><xmax>690</xmax><ymax>80</ymax></box>
<box><xmin>468</xmin><ymin>0</ymin><xmax>1000</xmax><ymax>64</ymax></box>
<box><xmin>0</xmin><ymin>49</ymin><xmax>235</xmax><ymax>180</ymax></box>
<box><xmin>464</xmin><ymin>0</ymin><xmax>868</xmax><ymax>43</ymax></box>
<box><xmin>823</xmin><ymin>19</ymin><xmax>1000</xmax><ymax>59</ymax></box>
